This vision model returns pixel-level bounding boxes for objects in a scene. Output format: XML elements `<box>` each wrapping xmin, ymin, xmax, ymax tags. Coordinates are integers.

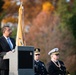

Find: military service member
<box><xmin>47</xmin><ymin>48</ymin><xmax>66</xmax><ymax>75</ymax></box>
<box><xmin>34</xmin><ymin>48</ymin><xmax>47</xmax><ymax>75</ymax></box>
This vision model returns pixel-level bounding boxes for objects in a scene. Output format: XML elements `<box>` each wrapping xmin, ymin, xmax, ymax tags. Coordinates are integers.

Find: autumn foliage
<box><xmin>0</xmin><ymin>0</ymin><xmax>76</xmax><ymax>73</ymax></box>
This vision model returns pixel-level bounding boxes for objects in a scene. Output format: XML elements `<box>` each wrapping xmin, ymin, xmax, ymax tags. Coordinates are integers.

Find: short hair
<box><xmin>1</xmin><ymin>25</ymin><xmax>10</xmax><ymax>33</ymax></box>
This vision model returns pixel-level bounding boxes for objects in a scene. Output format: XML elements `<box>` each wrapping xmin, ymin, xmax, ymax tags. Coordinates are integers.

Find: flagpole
<box><xmin>16</xmin><ymin>2</ymin><xmax>25</xmax><ymax>46</ymax></box>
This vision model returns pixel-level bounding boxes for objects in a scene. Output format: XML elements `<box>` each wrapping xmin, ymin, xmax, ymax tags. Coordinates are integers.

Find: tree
<box><xmin>67</xmin><ymin>0</ymin><xmax>76</xmax><ymax>39</ymax></box>
<box><xmin>0</xmin><ymin>0</ymin><xmax>4</xmax><ymax>12</ymax></box>
<box><xmin>56</xmin><ymin>0</ymin><xmax>76</xmax><ymax>73</ymax></box>
<box><xmin>0</xmin><ymin>0</ymin><xmax>4</xmax><ymax>36</ymax></box>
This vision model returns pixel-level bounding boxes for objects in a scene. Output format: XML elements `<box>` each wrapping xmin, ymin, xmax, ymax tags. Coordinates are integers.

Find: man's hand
<box><xmin>12</xmin><ymin>49</ymin><xmax>15</xmax><ymax>53</ymax></box>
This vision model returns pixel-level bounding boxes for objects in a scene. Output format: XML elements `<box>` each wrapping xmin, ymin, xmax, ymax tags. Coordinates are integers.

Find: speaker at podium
<box><xmin>3</xmin><ymin>46</ymin><xmax>34</xmax><ymax>75</ymax></box>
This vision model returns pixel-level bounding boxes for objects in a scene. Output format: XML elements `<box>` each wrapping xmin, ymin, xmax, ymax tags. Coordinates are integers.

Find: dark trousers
<box><xmin>0</xmin><ymin>58</ymin><xmax>9</xmax><ymax>75</ymax></box>
<box><xmin>0</xmin><ymin>70</ymin><xmax>9</xmax><ymax>75</ymax></box>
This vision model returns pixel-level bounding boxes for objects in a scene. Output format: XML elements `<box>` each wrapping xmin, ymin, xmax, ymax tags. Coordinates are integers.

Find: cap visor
<box><xmin>52</xmin><ymin>52</ymin><xmax>59</xmax><ymax>55</ymax></box>
<box><xmin>34</xmin><ymin>52</ymin><xmax>40</xmax><ymax>55</ymax></box>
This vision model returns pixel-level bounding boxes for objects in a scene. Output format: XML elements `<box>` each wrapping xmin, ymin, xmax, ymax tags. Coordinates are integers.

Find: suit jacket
<box><xmin>0</xmin><ymin>36</ymin><xmax>16</xmax><ymax>69</ymax></box>
<box><xmin>47</xmin><ymin>60</ymin><xmax>66</xmax><ymax>75</ymax></box>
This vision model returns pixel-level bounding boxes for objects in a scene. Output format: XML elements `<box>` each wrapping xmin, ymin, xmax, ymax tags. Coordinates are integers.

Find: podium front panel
<box><xmin>18</xmin><ymin>51</ymin><xmax>33</xmax><ymax>69</ymax></box>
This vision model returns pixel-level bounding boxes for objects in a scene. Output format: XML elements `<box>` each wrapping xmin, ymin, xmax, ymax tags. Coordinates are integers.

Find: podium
<box><xmin>3</xmin><ymin>46</ymin><xmax>34</xmax><ymax>75</ymax></box>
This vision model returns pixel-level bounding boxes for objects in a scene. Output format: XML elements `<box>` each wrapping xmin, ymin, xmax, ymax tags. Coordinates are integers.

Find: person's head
<box><xmin>34</xmin><ymin>48</ymin><xmax>40</xmax><ymax>61</ymax></box>
<box><xmin>2</xmin><ymin>25</ymin><xmax>12</xmax><ymax>37</ymax></box>
<box><xmin>48</xmin><ymin>48</ymin><xmax>59</xmax><ymax>61</ymax></box>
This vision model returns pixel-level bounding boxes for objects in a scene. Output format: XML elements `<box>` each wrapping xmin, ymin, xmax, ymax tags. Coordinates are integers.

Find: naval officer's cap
<box><xmin>34</xmin><ymin>48</ymin><xmax>40</xmax><ymax>55</ymax></box>
<box><xmin>48</xmin><ymin>48</ymin><xmax>59</xmax><ymax>55</ymax></box>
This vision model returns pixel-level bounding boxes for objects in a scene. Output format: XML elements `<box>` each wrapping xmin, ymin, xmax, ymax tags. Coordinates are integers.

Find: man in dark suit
<box><xmin>0</xmin><ymin>25</ymin><xmax>16</xmax><ymax>75</ymax></box>
<box><xmin>34</xmin><ymin>48</ymin><xmax>47</xmax><ymax>75</ymax></box>
<box><xmin>47</xmin><ymin>48</ymin><xmax>66</xmax><ymax>75</ymax></box>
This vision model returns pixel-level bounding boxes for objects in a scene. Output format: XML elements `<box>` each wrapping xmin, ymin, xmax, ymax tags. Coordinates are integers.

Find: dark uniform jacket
<box><xmin>0</xmin><ymin>36</ymin><xmax>15</xmax><ymax>69</ymax></box>
<box><xmin>34</xmin><ymin>60</ymin><xmax>47</xmax><ymax>75</ymax></box>
<box><xmin>47</xmin><ymin>60</ymin><xmax>66</xmax><ymax>75</ymax></box>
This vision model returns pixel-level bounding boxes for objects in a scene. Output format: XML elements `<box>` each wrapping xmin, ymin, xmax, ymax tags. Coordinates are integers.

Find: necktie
<box><xmin>7</xmin><ymin>38</ymin><xmax>13</xmax><ymax>50</ymax></box>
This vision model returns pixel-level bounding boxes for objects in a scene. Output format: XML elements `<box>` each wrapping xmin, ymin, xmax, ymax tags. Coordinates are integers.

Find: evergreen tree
<box><xmin>0</xmin><ymin>0</ymin><xmax>4</xmax><ymax>12</ymax></box>
<box><xmin>68</xmin><ymin>0</ymin><xmax>76</xmax><ymax>39</ymax></box>
<box><xmin>56</xmin><ymin>0</ymin><xmax>76</xmax><ymax>39</ymax></box>
<box><xmin>56</xmin><ymin>0</ymin><xmax>76</xmax><ymax>74</ymax></box>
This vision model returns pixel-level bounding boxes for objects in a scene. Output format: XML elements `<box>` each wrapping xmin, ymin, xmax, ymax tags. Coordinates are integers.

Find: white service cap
<box><xmin>48</xmin><ymin>48</ymin><xmax>59</xmax><ymax>55</ymax></box>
